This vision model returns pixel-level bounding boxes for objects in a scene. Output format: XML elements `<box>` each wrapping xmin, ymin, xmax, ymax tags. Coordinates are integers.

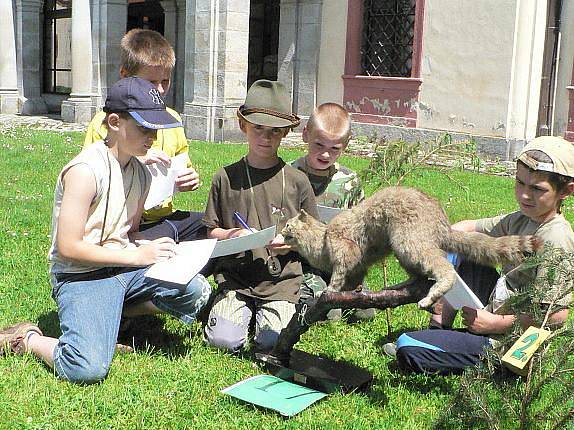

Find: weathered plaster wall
<box><xmin>417</xmin><ymin>0</ymin><xmax>517</xmax><ymax>137</ymax></box>
<box><xmin>316</xmin><ymin>0</ymin><xmax>347</xmax><ymax>106</ymax></box>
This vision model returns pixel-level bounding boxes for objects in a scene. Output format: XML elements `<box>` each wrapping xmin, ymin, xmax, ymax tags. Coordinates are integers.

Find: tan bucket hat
<box><xmin>237</xmin><ymin>80</ymin><xmax>300</xmax><ymax>128</ymax></box>
<box><xmin>518</xmin><ymin>136</ymin><xmax>574</xmax><ymax>177</ymax></box>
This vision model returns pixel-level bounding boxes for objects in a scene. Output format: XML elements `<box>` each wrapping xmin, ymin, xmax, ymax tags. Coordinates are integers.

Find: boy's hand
<box><xmin>134</xmin><ymin>237</ymin><xmax>176</xmax><ymax>265</ymax></box>
<box><xmin>140</xmin><ymin>149</ymin><xmax>171</xmax><ymax>167</ymax></box>
<box><xmin>228</xmin><ymin>228</ymin><xmax>254</xmax><ymax>239</ymax></box>
<box><xmin>175</xmin><ymin>167</ymin><xmax>201</xmax><ymax>192</ymax></box>
<box><xmin>461</xmin><ymin>307</ymin><xmax>513</xmax><ymax>335</ymax></box>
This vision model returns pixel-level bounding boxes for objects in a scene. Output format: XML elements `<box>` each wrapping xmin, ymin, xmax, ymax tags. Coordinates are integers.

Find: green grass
<box><xmin>0</xmin><ymin>129</ymin><xmax>568</xmax><ymax>429</ymax></box>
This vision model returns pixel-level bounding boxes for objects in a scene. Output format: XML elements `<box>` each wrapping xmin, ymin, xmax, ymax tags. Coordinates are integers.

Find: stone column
<box><xmin>277</xmin><ymin>0</ymin><xmax>322</xmax><ymax>119</ymax></box>
<box><xmin>94</xmin><ymin>0</ymin><xmax>127</xmax><ymax>107</ymax></box>
<box><xmin>15</xmin><ymin>0</ymin><xmax>47</xmax><ymax>114</ymax></box>
<box><xmin>505</xmin><ymin>0</ymin><xmax>547</xmax><ymax>153</ymax></box>
<box><xmin>182</xmin><ymin>0</ymin><xmax>250</xmax><ymax>142</ymax></box>
<box><xmin>0</xmin><ymin>0</ymin><xmax>20</xmax><ymax>113</ymax></box>
<box><xmin>173</xmin><ymin>0</ymin><xmax>187</xmax><ymax>113</ymax></box>
<box><xmin>61</xmin><ymin>0</ymin><xmax>97</xmax><ymax>123</ymax></box>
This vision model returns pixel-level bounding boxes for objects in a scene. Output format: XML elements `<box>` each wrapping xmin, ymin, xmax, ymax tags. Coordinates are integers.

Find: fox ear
<box><xmin>299</xmin><ymin>209</ymin><xmax>309</xmax><ymax>219</ymax></box>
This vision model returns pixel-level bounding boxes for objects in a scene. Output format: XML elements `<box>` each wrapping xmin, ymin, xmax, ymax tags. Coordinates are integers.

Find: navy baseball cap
<box><xmin>103</xmin><ymin>77</ymin><xmax>182</xmax><ymax>129</ymax></box>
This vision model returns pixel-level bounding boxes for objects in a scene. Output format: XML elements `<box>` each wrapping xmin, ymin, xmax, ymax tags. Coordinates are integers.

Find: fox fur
<box><xmin>282</xmin><ymin>186</ymin><xmax>542</xmax><ymax>309</ymax></box>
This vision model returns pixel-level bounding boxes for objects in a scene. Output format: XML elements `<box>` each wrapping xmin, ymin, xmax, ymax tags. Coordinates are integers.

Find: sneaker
<box><xmin>326</xmin><ymin>308</ymin><xmax>343</xmax><ymax>321</ymax></box>
<box><xmin>383</xmin><ymin>342</ymin><xmax>397</xmax><ymax>358</ymax></box>
<box><xmin>0</xmin><ymin>322</ymin><xmax>42</xmax><ymax>356</ymax></box>
<box><xmin>345</xmin><ymin>307</ymin><xmax>378</xmax><ymax>323</ymax></box>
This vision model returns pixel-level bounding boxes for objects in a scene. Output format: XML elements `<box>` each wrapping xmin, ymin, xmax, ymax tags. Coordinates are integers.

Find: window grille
<box><xmin>361</xmin><ymin>0</ymin><xmax>416</xmax><ymax>77</ymax></box>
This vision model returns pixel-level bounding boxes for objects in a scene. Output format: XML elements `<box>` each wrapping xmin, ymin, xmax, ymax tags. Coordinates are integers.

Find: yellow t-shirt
<box><xmin>83</xmin><ymin>107</ymin><xmax>190</xmax><ymax>223</ymax></box>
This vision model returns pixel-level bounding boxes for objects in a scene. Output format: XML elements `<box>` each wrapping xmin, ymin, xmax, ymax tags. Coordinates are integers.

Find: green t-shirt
<box><xmin>291</xmin><ymin>157</ymin><xmax>364</xmax><ymax>209</ymax></box>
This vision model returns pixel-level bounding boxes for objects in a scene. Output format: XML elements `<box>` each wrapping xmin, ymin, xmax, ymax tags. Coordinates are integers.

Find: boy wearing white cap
<box><xmin>385</xmin><ymin>136</ymin><xmax>574</xmax><ymax>374</ymax></box>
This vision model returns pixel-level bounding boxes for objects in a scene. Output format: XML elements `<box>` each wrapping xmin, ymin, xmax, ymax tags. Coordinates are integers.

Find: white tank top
<box><xmin>48</xmin><ymin>141</ymin><xmax>151</xmax><ymax>275</ymax></box>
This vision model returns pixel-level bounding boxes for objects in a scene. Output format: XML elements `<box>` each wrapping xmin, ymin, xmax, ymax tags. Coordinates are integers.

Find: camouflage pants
<box><xmin>299</xmin><ymin>272</ymin><xmax>329</xmax><ymax>302</ymax></box>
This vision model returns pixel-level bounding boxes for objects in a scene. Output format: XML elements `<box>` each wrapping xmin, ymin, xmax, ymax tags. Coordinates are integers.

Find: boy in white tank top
<box><xmin>0</xmin><ymin>77</ymin><xmax>211</xmax><ymax>384</ymax></box>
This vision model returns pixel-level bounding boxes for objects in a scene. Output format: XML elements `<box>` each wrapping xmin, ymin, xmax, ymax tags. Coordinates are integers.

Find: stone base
<box><xmin>0</xmin><ymin>91</ymin><xmax>20</xmax><ymax>114</ymax></box>
<box><xmin>61</xmin><ymin>97</ymin><xmax>98</xmax><ymax>124</ymax></box>
<box><xmin>351</xmin><ymin>122</ymin><xmax>526</xmax><ymax>161</ymax></box>
<box><xmin>20</xmin><ymin>96</ymin><xmax>48</xmax><ymax>115</ymax></box>
<box><xmin>183</xmin><ymin>102</ymin><xmax>244</xmax><ymax>142</ymax></box>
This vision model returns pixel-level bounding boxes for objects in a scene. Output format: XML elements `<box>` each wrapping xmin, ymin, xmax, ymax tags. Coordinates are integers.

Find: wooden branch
<box><xmin>267</xmin><ymin>280</ymin><xmax>429</xmax><ymax>365</ymax></box>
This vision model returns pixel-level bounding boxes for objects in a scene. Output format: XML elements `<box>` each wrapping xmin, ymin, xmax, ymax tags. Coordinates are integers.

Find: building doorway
<box><xmin>537</xmin><ymin>0</ymin><xmax>562</xmax><ymax>136</ymax></box>
<box><xmin>247</xmin><ymin>0</ymin><xmax>280</xmax><ymax>88</ymax></box>
<box><xmin>127</xmin><ymin>0</ymin><xmax>165</xmax><ymax>34</ymax></box>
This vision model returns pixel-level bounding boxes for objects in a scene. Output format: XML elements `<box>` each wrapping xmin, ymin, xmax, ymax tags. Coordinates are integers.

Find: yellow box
<box><xmin>502</xmin><ymin>326</ymin><xmax>551</xmax><ymax>376</ymax></box>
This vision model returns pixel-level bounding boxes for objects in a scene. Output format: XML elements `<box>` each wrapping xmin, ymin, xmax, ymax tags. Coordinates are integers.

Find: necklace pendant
<box><xmin>267</xmin><ymin>255</ymin><xmax>282</xmax><ymax>277</ymax></box>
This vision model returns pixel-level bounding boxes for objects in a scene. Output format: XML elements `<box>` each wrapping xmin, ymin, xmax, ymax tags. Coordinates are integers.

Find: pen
<box><xmin>233</xmin><ymin>211</ymin><xmax>254</xmax><ymax>232</ymax></box>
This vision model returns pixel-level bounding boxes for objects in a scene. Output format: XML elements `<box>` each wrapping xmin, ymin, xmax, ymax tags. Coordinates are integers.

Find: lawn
<box><xmin>1</xmin><ymin>128</ymin><xmax>570</xmax><ymax>429</ymax></box>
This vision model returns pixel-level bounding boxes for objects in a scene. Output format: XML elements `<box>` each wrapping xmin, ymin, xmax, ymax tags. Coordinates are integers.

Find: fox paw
<box><xmin>417</xmin><ymin>297</ymin><xmax>434</xmax><ymax>311</ymax></box>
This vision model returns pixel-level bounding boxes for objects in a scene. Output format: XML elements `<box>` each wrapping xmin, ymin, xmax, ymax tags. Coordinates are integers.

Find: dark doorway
<box><xmin>248</xmin><ymin>0</ymin><xmax>280</xmax><ymax>88</ymax></box>
<box><xmin>127</xmin><ymin>0</ymin><xmax>165</xmax><ymax>34</ymax></box>
<box><xmin>537</xmin><ymin>0</ymin><xmax>562</xmax><ymax>136</ymax></box>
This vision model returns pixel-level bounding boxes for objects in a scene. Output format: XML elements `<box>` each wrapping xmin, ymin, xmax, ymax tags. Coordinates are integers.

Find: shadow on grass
<box><xmin>36</xmin><ymin>311</ymin><xmax>198</xmax><ymax>358</ymax></box>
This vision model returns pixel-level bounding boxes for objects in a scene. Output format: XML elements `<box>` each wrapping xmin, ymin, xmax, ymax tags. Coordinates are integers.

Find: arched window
<box><xmin>43</xmin><ymin>0</ymin><xmax>72</xmax><ymax>94</ymax></box>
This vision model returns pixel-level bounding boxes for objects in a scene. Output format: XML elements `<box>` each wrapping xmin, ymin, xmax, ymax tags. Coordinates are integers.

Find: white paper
<box><xmin>211</xmin><ymin>226</ymin><xmax>277</xmax><ymax>258</ymax></box>
<box><xmin>144</xmin><ymin>238</ymin><xmax>217</xmax><ymax>285</ymax></box>
<box><xmin>144</xmin><ymin>153</ymin><xmax>188</xmax><ymax>210</ymax></box>
<box><xmin>442</xmin><ymin>272</ymin><xmax>484</xmax><ymax>310</ymax></box>
<box><xmin>317</xmin><ymin>205</ymin><xmax>344</xmax><ymax>223</ymax></box>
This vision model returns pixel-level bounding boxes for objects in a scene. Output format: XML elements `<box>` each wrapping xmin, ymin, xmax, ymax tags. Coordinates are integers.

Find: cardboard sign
<box><xmin>501</xmin><ymin>326</ymin><xmax>551</xmax><ymax>376</ymax></box>
<box><xmin>221</xmin><ymin>374</ymin><xmax>327</xmax><ymax>417</ymax></box>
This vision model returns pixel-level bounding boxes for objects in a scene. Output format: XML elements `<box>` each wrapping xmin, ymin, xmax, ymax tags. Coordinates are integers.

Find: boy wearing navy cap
<box><xmin>0</xmin><ymin>77</ymin><xmax>211</xmax><ymax>384</ymax></box>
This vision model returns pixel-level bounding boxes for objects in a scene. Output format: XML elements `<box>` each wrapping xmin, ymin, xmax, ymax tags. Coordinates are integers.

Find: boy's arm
<box><xmin>127</xmin><ymin>175</ymin><xmax>151</xmax><ymax>241</ymax></box>
<box><xmin>461</xmin><ymin>307</ymin><xmax>569</xmax><ymax>335</ymax></box>
<box><xmin>57</xmin><ymin>164</ymin><xmax>175</xmax><ymax>267</ymax></box>
<box><xmin>451</xmin><ymin>219</ymin><xmax>478</xmax><ymax>232</ymax></box>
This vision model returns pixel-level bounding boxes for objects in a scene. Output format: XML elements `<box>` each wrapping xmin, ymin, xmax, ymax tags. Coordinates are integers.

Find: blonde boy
<box><xmin>203</xmin><ymin>80</ymin><xmax>319</xmax><ymax>353</ymax></box>
<box><xmin>0</xmin><ymin>78</ymin><xmax>211</xmax><ymax>383</ymax></box>
<box><xmin>291</xmin><ymin>103</ymin><xmax>374</xmax><ymax>321</ymax></box>
<box><xmin>85</xmin><ymin>29</ymin><xmax>204</xmax><ymax>242</ymax></box>
<box><xmin>291</xmin><ymin>103</ymin><xmax>363</xmax><ymax>209</ymax></box>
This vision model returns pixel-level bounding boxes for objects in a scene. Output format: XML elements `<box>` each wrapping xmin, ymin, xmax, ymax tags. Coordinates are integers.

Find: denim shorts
<box><xmin>50</xmin><ymin>267</ymin><xmax>211</xmax><ymax>384</ymax></box>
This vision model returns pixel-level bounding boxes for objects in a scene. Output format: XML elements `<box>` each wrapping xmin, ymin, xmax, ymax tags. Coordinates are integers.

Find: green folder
<box><xmin>221</xmin><ymin>374</ymin><xmax>327</xmax><ymax>417</ymax></box>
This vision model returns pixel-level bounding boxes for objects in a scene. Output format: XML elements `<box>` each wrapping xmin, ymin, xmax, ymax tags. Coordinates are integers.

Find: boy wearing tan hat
<box><xmin>202</xmin><ymin>80</ymin><xmax>319</xmax><ymax>353</ymax></box>
<box><xmin>384</xmin><ymin>136</ymin><xmax>574</xmax><ymax>374</ymax></box>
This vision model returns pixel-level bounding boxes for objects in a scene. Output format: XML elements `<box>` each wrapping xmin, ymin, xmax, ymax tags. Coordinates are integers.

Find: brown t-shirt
<box><xmin>203</xmin><ymin>158</ymin><xmax>318</xmax><ymax>303</ymax></box>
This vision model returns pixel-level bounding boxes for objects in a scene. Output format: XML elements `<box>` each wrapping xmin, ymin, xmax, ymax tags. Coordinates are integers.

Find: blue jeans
<box><xmin>51</xmin><ymin>267</ymin><xmax>211</xmax><ymax>384</ymax></box>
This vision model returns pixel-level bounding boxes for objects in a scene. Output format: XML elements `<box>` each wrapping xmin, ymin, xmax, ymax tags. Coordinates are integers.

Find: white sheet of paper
<box><xmin>442</xmin><ymin>272</ymin><xmax>484</xmax><ymax>310</ymax></box>
<box><xmin>211</xmin><ymin>226</ymin><xmax>277</xmax><ymax>258</ymax></box>
<box><xmin>144</xmin><ymin>153</ymin><xmax>188</xmax><ymax>210</ymax></box>
<box><xmin>144</xmin><ymin>238</ymin><xmax>217</xmax><ymax>285</ymax></box>
<box><xmin>317</xmin><ymin>205</ymin><xmax>343</xmax><ymax>223</ymax></box>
